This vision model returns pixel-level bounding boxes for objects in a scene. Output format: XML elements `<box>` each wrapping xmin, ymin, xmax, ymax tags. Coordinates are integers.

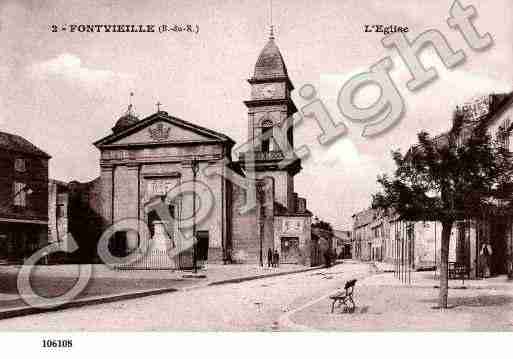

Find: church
<box><xmin>72</xmin><ymin>32</ymin><xmax>318</xmax><ymax>268</ymax></box>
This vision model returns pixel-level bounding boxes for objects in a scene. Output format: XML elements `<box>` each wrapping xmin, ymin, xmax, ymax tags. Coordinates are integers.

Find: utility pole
<box><xmin>191</xmin><ymin>156</ymin><xmax>199</xmax><ymax>273</ymax></box>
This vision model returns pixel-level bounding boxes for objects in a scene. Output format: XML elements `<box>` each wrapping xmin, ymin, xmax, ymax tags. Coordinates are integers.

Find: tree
<box><xmin>372</xmin><ymin>112</ymin><xmax>513</xmax><ymax>308</ymax></box>
<box><xmin>312</xmin><ymin>219</ymin><xmax>334</xmax><ymax>232</ymax></box>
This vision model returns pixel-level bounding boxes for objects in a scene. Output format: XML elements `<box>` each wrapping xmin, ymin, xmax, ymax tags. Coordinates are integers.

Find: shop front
<box><xmin>0</xmin><ymin>220</ymin><xmax>47</xmax><ymax>263</ymax></box>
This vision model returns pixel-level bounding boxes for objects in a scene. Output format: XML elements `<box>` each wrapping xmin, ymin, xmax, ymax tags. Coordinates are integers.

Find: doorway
<box><xmin>196</xmin><ymin>230</ymin><xmax>209</xmax><ymax>265</ymax></box>
<box><xmin>490</xmin><ymin>217</ymin><xmax>507</xmax><ymax>275</ymax></box>
<box><xmin>147</xmin><ymin>203</ymin><xmax>175</xmax><ymax>238</ymax></box>
<box><xmin>281</xmin><ymin>237</ymin><xmax>300</xmax><ymax>263</ymax></box>
<box><xmin>109</xmin><ymin>231</ymin><xmax>127</xmax><ymax>257</ymax></box>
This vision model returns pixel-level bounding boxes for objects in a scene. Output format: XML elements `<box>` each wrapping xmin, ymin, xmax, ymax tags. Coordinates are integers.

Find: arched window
<box><xmin>261</xmin><ymin>119</ymin><xmax>273</xmax><ymax>153</ymax></box>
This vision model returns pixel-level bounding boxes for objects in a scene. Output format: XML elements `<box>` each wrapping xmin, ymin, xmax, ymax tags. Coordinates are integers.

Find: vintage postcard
<box><xmin>0</xmin><ymin>0</ymin><xmax>512</xmax><ymax>355</ymax></box>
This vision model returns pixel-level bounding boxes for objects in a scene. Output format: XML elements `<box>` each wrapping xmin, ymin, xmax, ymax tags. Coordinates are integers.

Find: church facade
<box><xmin>84</xmin><ymin>35</ymin><xmax>314</xmax><ymax>268</ymax></box>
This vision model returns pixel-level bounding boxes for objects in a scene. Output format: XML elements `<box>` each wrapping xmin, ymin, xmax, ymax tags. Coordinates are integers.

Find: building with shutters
<box><xmin>0</xmin><ymin>131</ymin><xmax>50</xmax><ymax>263</ymax></box>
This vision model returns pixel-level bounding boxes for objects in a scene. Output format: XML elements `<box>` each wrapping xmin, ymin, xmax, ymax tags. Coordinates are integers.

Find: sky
<box><xmin>1</xmin><ymin>0</ymin><xmax>512</xmax><ymax>229</ymax></box>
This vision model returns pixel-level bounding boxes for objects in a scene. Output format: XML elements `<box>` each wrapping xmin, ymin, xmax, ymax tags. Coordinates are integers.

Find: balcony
<box><xmin>238</xmin><ymin>151</ymin><xmax>285</xmax><ymax>162</ymax></box>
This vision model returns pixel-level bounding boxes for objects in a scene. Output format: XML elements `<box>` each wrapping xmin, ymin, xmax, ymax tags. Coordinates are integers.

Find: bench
<box><xmin>330</xmin><ymin>279</ymin><xmax>357</xmax><ymax>313</ymax></box>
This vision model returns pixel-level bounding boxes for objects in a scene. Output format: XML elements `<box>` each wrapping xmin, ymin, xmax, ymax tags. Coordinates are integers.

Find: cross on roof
<box><xmin>269</xmin><ymin>0</ymin><xmax>274</xmax><ymax>39</ymax></box>
<box><xmin>156</xmin><ymin>101</ymin><xmax>162</xmax><ymax>112</ymax></box>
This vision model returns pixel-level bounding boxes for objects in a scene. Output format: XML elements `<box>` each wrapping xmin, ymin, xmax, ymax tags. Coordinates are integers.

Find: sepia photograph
<box><xmin>0</xmin><ymin>0</ymin><xmax>513</xmax><ymax>355</ymax></box>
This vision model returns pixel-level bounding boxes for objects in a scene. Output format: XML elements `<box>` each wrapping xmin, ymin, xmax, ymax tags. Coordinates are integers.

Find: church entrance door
<box><xmin>281</xmin><ymin>237</ymin><xmax>300</xmax><ymax>264</ymax></box>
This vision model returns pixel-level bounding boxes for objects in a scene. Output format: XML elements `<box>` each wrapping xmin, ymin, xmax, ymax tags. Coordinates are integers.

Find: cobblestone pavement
<box><xmin>0</xmin><ymin>262</ymin><xmax>371</xmax><ymax>331</ymax></box>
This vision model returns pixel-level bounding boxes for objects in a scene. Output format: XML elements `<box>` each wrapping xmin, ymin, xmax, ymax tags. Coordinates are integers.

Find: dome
<box><xmin>253</xmin><ymin>38</ymin><xmax>288</xmax><ymax>79</ymax></box>
<box><xmin>112</xmin><ymin>112</ymin><xmax>139</xmax><ymax>133</ymax></box>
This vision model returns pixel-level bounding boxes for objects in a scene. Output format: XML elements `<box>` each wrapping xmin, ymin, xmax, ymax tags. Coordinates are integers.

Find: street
<box><xmin>0</xmin><ymin>262</ymin><xmax>372</xmax><ymax>331</ymax></box>
<box><xmin>2</xmin><ymin>261</ymin><xmax>513</xmax><ymax>331</ymax></box>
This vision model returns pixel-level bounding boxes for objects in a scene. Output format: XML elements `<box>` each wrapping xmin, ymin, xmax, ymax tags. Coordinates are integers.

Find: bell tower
<box><xmin>240</xmin><ymin>29</ymin><xmax>301</xmax><ymax>210</ymax></box>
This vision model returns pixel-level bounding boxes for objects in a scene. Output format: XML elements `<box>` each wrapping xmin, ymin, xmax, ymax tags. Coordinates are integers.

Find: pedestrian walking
<box><xmin>267</xmin><ymin>248</ymin><xmax>273</xmax><ymax>267</ymax></box>
<box><xmin>480</xmin><ymin>243</ymin><xmax>493</xmax><ymax>278</ymax></box>
<box><xmin>273</xmin><ymin>249</ymin><xmax>280</xmax><ymax>267</ymax></box>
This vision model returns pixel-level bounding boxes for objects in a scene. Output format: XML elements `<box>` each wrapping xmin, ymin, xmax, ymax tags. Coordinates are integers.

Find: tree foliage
<box><xmin>312</xmin><ymin>218</ymin><xmax>334</xmax><ymax>232</ymax></box>
<box><xmin>372</xmin><ymin>112</ymin><xmax>513</xmax><ymax>221</ymax></box>
<box><xmin>372</xmin><ymin>111</ymin><xmax>513</xmax><ymax>308</ymax></box>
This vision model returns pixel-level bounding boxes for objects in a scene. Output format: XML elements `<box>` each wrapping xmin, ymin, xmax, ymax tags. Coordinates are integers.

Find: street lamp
<box><xmin>191</xmin><ymin>156</ymin><xmax>200</xmax><ymax>273</ymax></box>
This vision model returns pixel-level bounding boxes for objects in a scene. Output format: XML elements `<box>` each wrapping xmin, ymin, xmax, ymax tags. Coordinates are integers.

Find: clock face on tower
<box><xmin>252</xmin><ymin>83</ymin><xmax>286</xmax><ymax>100</ymax></box>
<box><xmin>261</xmin><ymin>85</ymin><xmax>275</xmax><ymax>99</ymax></box>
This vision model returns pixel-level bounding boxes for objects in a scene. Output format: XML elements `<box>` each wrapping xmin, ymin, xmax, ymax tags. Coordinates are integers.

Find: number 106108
<box><xmin>42</xmin><ymin>339</ymin><xmax>73</xmax><ymax>348</ymax></box>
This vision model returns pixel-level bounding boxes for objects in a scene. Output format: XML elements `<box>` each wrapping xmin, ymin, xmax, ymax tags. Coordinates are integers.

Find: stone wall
<box><xmin>48</xmin><ymin>180</ymin><xmax>68</xmax><ymax>245</ymax></box>
<box><xmin>256</xmin><ymin>170</ymin><xmax>291</xmax><ymax>211</ymax></box>
<box><xmin>230</xmin><ymin>177</ymin><xmax>275</xmax><ymax>264</ymax></box>
<box><xmin>384</xmin><ymin>219</ymin><xmax>459</xmax><ymax>271</ymax></box>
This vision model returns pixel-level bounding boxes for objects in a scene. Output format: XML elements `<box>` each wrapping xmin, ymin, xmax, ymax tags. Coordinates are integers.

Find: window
<box><xmin>504</xmin><ymin>118</ymin><xmax>511</xmax><ymax>150</ymax></box>
<box><xmin>261</xmin><ymin>119</ymin><xmax>273</xmax><ymax>153</ymax></box>
<box><xmin>14</xmin><ymin>182</ymin><xmax>27</xmax><ymax>207</ymax></box>
<box><xmin>496</xmin><ymin>118</ymin><xmax>511</xmax><ymax>150</ymax></box>
<box><xmin>15</xmin><ymin>158</ymin><xmax>26</xmax><ymax>172</ymax></box>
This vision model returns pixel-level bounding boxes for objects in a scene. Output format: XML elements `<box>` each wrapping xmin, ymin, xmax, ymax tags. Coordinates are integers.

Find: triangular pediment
<box><xmin>94</xmin><ymin>112</ymin><xmax>234</xmax><ymax>148</ymax></box>
<box><xmin>111</xmin><ymin>120</ymin><xmax>212</xmax><ymax>145</ymax></box>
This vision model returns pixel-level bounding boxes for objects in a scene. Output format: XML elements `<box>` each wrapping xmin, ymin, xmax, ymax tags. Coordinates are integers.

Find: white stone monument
<box><xmin>120</xmin><ymin>220</ymin><xmax>176</xmax><ymax>270</ymax></box>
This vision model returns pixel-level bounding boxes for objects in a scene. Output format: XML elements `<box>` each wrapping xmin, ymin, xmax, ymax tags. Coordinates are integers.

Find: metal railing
<box><xmin>239</xmin><ymin>151</ymin><xmax>285</xmax><ymax>162</ymax></box>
